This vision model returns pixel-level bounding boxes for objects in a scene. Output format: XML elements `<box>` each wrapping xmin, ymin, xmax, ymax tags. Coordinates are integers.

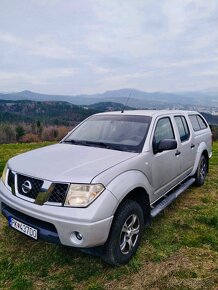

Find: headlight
<box><xmin>1</xmin><ymin>163</ymin><xmax>8</xmax><ymax>185</ymax></box>
<box><xmin>65</xmin><ymin>183</ymin><xmax>105</xmax><ymax>207</ymax></box>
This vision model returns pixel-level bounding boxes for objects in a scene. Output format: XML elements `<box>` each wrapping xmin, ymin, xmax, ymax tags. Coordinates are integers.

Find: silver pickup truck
<box><xmin>0</xmin><ymin>110</ymin><xmax>212</xmax><ymax>265</ymax></box>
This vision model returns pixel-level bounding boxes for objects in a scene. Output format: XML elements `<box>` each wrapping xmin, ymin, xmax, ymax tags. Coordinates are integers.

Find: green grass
<box><xmin>0</xmin><ymin>142</ymin><xmax>54</xmax><ymax>174</ymax></box>
<box><xmin>0</xmin><ymin>142</ymin><xmax>217</xmax><ymax>289</ymax></box>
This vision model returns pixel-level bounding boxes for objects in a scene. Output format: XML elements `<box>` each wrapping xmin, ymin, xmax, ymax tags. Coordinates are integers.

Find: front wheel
<box><xmin>103</xmin><ymin>199</ymin><xmax>144</xmax><ymax>266</ymax></box>
<box><xmin>195</xmin><ymin>155</ymin><xmax>208</xmax><ymax>186</ymax></box>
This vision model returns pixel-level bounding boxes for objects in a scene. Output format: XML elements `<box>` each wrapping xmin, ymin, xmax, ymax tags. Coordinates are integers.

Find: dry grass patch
<box><xmin>107</xmin><ymin>248</ymin><xmax>218</xmax><ymax>290</ymax></box>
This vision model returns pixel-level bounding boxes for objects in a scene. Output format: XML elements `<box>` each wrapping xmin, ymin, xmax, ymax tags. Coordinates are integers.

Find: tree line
<box><xmin>0</xmin><ymin>99</ymin><xmax>217</xmax><ymax>143</ymax></box>
<box><xmin>0</xmin><ymin>122</ymin><xmax>70</xmax><ymax>144</ymax></box>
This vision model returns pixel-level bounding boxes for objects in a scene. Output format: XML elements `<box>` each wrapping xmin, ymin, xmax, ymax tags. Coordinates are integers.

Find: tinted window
<box><xmin>189</xmin><ymin>115</ymin><xmax>201</xmax><ymax>131</ymax></box>
<box><xmin>175</xmin><ymin>116</ymin><xmax>190</xmax><ymax>142</ymax></box>
<box><xmin>197</xmin><ymin>115</ymin><xmax>207</xmax><ymax>129</ymax></box>
<box><xmin>189</xmin><ymin>114</ymin><xmax>208</xmax><ymax>131</ymax></box>
<box><xmin>153</xmin><ymin>117</ymin><xmax>175</xmax><ymax>145</ymax></box>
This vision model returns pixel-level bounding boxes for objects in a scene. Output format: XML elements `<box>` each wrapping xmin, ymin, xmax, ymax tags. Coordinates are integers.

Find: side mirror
<box><xmin>157</xmin><ymin>139</ymin><xmax>177</xmax><ymax>153</ymax></box>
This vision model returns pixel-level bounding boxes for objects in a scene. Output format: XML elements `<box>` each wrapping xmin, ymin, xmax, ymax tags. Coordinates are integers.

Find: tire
<box><xmin>103</xmin><ymin>199</ymin><xmax>144</xmax><ymax>266</ymax></box>
<box><xmin>194</xmin><ymin>155</ymin><xmax>208</xmax><ymax>186</ymax></box>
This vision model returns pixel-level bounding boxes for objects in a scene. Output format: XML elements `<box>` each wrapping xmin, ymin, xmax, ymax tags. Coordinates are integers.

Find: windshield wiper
<box><xmin>63</xmin><ymin>139</ymin><xmax>93</xmax><ymax>146</ymax></box>
<box><xmin>83</xmin><ymin>142</ymin><xmax>131</xmax><ymax>152</ymax></box>
<box><xmin>63</xmin><ymin>139</ymin><xmax>77</xmax><ymax>144</ymax></box>
<box><xmin>79</xmin><ymin>141</ymin><xmax>111</xmax><ymax>149</ymax></box>
<box><xmin>63</xmin><ymin>140</ymin><xmax>134</xmax><ymax>152</ymax></box>
<box><xmin>107</xmin><ymin>144</ymin><xmax>134</xmax><ymax>152</ymax></box>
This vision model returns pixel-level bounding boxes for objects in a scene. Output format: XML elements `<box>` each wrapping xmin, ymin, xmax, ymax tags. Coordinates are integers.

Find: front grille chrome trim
<box><xmin>7</xmin><ymin>171</ymin><xmax>69</xmax><ymax>206</ymax></box>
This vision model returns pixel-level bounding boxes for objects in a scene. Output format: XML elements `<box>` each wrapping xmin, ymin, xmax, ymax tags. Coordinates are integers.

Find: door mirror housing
<box><xmin>157</xmin><ymin>139</ymin><xmax>177</xmax><ymax>153</ymax></box>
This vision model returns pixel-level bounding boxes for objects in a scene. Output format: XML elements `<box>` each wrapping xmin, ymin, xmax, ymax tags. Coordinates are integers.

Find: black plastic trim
<box><xmin>1</xmin><ymin>203</ymin><xmax>61</xmax><ymax>244</ymax></box>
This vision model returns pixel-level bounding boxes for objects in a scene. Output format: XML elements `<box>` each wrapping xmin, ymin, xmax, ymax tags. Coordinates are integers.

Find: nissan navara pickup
<box><xmin>0</xmin><ymin>110</ymin><xmax>212</xmax><ymax>265</ymax></box>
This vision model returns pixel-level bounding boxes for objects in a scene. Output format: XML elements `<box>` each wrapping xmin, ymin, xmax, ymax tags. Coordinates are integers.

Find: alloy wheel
<box><xmin>119</xmin><ymin>214</ymin><xmax>140</xmax><ymax>255</ymax></box>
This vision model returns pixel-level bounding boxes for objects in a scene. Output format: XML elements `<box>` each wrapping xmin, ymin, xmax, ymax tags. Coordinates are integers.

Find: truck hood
<box><xmin>8</xmin><ymin>143</ymin><xmax>136</xmax><ymax>183</ymax></box>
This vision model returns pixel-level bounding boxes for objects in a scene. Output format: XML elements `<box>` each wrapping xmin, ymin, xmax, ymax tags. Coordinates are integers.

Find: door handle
<box><xmin>191</xmin><ymin>144</ymin><xmax>195</xmax><ymax>148</ymax></box>
<box><xmin>175</xmin><ymin>150</ymin><xmax>181</xmax><ymax>156</ymax></box>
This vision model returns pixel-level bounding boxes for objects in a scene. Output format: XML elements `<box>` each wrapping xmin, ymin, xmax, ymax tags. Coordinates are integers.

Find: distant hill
<box><xmin>0</xmin><ymin>90</ymin><xmax>73</xmax><ymax>102</ymax></box>
<box><xmin>86</xmin><ymin>101</ymin><xmax>134</xmax><ymax>111</ymax></box>
<box><xmin>0</xmin><ymin>100</ymin><xmax>98</xmax><ymax>126</ymax></box>
<box><xmin>200</xmin><ymin>112</ymin><xmax>218</xmax><ymax>126</ymax></box>
<box><xmin>0</xmin><ymin>88</ymin><xmax>218</xmax><ymax>108</ymax></box>
<box><xmin>0</xmin><ymin>99</ymin><xmax>218</xmax><ymax>126</ymax></box>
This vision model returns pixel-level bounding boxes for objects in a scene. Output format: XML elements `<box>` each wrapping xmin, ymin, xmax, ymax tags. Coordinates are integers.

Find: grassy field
<box><xmin>0</xmin><ymin>142</ymin><xmax>217</xmax><ymax>290</ymax></box>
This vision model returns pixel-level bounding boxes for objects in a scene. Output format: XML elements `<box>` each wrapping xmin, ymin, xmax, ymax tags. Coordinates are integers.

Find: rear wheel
<box><xmin>103</xmin><ymin>199</ymin><xmax>144</xmax><ymax>266</ymax></box>
<box><xmin>195</xmin><ymin>155</ymin><xmax>207</xmax><ymax>186</ymax></box>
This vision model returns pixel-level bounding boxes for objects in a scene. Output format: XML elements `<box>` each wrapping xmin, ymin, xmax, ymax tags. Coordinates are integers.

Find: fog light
<box><xmin>75</xmin><ymin>231</ymin><xmax>83</xmax><ymax>241</ymax></box>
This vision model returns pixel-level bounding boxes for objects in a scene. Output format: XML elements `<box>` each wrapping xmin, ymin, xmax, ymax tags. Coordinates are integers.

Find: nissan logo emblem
<box><xmin>22</xmin><ymin>180</ymin><xmax>32</xmax><ymax>194</ymax></box>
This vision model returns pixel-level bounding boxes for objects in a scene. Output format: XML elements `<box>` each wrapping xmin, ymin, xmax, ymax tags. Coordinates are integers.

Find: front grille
<box><xmin>7</xmin><ymin>170</ymin><xmax>15</xmax><ymax>189</ymax></box>
<box><xmin>17</xmin><ymin>174</ymin><xmax>43</xmax><ymax>200</ymax></box>
<box><xmin>48</xmin><ymin>183</ymin><xmax>69</xmax><ymax>203</ymax></box>
<box><xmin>8</xmin><ymin>172</ymin><xmax>69</xmax><ymax>206</ymax></box>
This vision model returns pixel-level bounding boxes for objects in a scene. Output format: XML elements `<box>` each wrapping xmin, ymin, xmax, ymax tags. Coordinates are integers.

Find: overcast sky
<box><xmin>0</xmin><ymin>0</ymin><xmax>218</xmax><ymax>95</ymax></box>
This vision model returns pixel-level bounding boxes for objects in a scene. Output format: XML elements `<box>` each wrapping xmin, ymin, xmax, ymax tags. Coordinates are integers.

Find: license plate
<box><xmin>9</xmin><ymin>217</ymin><xmax>38</xmax><ymax>240</ymax></box>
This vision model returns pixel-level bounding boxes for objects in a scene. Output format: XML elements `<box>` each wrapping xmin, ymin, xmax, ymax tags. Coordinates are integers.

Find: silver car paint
<box><xmin>8</xmin><ymin>143</ymin><xmax>136</xmax><ymax>183</ymax></box>
<box><xmin>0</xmin><ymin>182</ymin><xmax>118</xmax><ymax>247</ymax></box>
<box><xmin>0</xmin><ymin>110</ymin><xmax>212</xmax><ymax>248</ymax></box>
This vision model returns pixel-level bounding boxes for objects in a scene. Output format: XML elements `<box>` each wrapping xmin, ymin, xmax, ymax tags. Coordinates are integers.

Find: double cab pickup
<box><xmin>0</xmin><ymin>110</ymin><xmax>212</xmax><ymax>265</ymax></box>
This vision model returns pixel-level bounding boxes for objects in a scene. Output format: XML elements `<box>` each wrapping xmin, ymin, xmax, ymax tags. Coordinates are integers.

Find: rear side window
<box><xmin>197</xmin><ymin>115</ymin><xmax>207</xmax><ymax>129</ymax></box>
<box><xmin>174</xmin><ymin>116</ymin><xmax>190</xmax><ymax>142</ymax></box>
<box><xmin>189</xmin><ymin>114</ymin><xmax>208</xmax><ymax>131</ymax></box>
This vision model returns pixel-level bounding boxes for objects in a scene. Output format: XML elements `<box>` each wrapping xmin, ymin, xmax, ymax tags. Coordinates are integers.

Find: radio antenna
<box><xmin>121</xmin><ymin>89</ymin><xmax>133</xmax><ymax>113</ymax></box>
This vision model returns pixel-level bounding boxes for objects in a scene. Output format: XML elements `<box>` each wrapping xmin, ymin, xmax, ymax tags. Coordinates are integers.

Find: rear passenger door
<box><xmin>174</xmin><ymin>115</ymin><xmax>196</xmax><ymax>178</ymax></box>
<box><xmin>151</xmin><ymin>116</ymin><xmax>181</xmax><ymax>198</ymax></box>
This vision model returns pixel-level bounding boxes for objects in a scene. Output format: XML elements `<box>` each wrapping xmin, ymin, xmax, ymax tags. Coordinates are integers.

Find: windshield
<box><xmin>63</xmin><ymin>114</ymin><xmax>151</xmax><ymax>153</ymax></box>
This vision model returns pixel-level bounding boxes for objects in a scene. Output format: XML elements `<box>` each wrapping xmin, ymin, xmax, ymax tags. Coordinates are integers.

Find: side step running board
<box><xmin>151</xmin><ymin>178</ymin><xmax>195</xmax><ymax>218</ymax></box>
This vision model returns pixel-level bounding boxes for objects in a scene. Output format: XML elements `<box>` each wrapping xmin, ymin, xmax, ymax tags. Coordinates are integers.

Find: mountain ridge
<box><xmin>0</xmin><ymin>88</ymin><xmax>218</xmax><ymax>108</ymax></box>
<box><xmin>0</xmin><ymin>99</ymin><xmax>218</xmax><ymax>126</ymax></box>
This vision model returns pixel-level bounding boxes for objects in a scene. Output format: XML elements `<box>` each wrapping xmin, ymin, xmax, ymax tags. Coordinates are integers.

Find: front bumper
<box><xmin>0</xmin><ymin>181</ymin><xmax>118</xmax><ymax>247</ymax></box>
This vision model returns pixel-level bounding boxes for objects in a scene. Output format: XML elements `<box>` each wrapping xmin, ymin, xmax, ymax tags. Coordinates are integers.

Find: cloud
<box><xmin>0</xmin><ymin>0</ymin><xmax>217</xmax><ymax>94</ymax></box>
<box><xmin>0</xmin><ymin>33</ymin><xmax>22</xmax><ymax>45</ymax></box>
<box><xmin>0</xmin><ymin>32</ymin><xmax>78</xmax><ymax>60</ymax></box>
<box><xmin>30</xmin><ymin>36</ymin><xmax>76</xmax><ymax>60</ymax></box>
<box><xmin>0</xmin><ymin>68</ymin><xmax>75</xmax><ymax>86</ymax></box>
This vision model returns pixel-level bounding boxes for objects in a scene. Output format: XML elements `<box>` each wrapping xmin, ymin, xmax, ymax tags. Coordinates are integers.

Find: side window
<box><xmin>197</xmin><ymin>115</ymin><xmax>207</xmax><ymax>129</ymax></box>
<box><xmin>189</xmin><ymin>115</ymin><xmax>200</xmax><ymax>131</ymax></box>
<box><xmin>189</xmin><ymin>114</ymin><xmax>208</xmax><ymax>131</ymax></box>
<box><xmin>153</xmin><ymin>117</ymin><xmax>175</xmax><ymax>148</ymax></box>
<box><xmin>175</xmin><ymin>116</ymin><xmax>190</xmax><ymax>142</ymax></box>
